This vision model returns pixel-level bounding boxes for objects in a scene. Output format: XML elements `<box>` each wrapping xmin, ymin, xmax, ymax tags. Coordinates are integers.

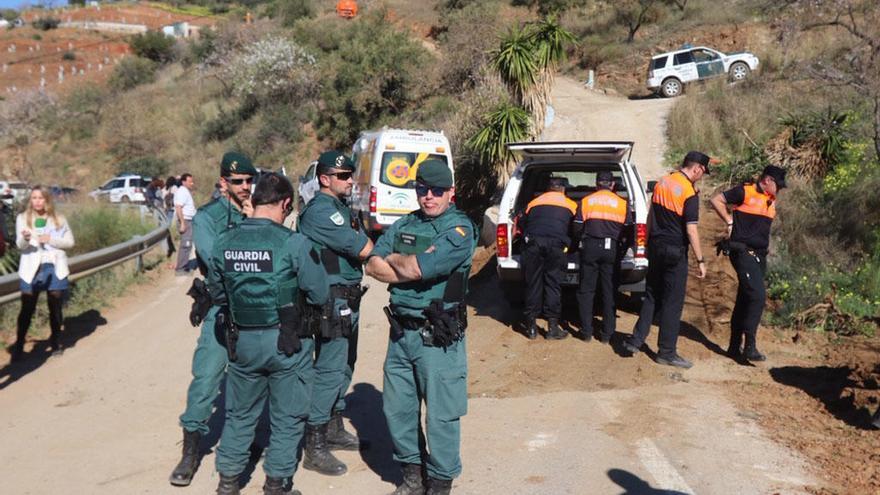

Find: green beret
<box><xmin>416</xmin><ymin>159</ymin><xmax>453</xmax><ymax>188</ymax></box>
<box><xmin>316</xmin><ymin>150</ymin><xmax>355</xmax><ymax>174</ymax></box>
<box><xmin>221</xmin><ymin>152</ymin><xmax>257</xmax><ymax>176</ymax></box>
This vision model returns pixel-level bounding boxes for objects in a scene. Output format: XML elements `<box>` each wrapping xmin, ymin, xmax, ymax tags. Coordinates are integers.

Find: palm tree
<box><xmin>468</xmin><ymin>102</ymin><xmax>532</xmax><ymax>182</ymax></box>
<box><xmin>528</xmin><ymin>16</ymin><xmax>577</xmax><ymax>135</ymax></box>
<box><xmin>490</xmin><ymin>26</ymin><xmax>539</xmax><ymax>119</ymax></box>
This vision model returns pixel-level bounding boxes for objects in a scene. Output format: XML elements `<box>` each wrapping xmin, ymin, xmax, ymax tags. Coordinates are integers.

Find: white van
<box><xmin>349</xmin><ymin>128</ymin><xmax>454</xmax><ymax>235</ymax></box>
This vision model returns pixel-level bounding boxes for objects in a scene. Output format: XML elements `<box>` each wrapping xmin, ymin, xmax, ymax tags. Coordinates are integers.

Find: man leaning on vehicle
<box><xmin>518</xmin><ymin>177</ymin><xmax>578</xmax><ymax>340</ymax></box>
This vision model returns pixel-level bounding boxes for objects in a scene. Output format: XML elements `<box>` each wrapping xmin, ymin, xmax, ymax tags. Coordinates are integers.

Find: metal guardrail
<box><xmin>0</xmin><ymin>205</ymin><xmax>169</xmax><ymax>305</ymax></box>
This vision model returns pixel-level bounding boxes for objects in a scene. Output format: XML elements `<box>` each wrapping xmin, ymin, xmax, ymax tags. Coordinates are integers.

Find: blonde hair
<box><xmin>25</xmin><ymin>185</ymin><xmax>60</xmax><ymax>228</ymax></box>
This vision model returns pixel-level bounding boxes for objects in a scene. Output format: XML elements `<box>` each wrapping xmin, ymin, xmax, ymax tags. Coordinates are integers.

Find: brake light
<box><xmin>496</xmin><ymin>223</ymin><xmax>509</xmax><ymax>258</ymax></box>
<box><xmin>369</xmin><ymin>186</ymin><xmax>377</xmax><ymax>213</ymax></box>
<box><xmin>635</xmin><ymin>223</ymin><xmax>647</xmax><ymax>258</ymax></box>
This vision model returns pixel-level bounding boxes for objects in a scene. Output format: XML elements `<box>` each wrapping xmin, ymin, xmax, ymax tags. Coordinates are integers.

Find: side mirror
<box><xmin>646</xmin><ymin>180</ymin><xmax>657</xmax><ymax>194</ymax></box>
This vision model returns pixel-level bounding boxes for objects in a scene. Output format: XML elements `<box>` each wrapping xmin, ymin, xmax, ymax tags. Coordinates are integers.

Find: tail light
<box><xmin>635</xmin><ymin>223</ymin><xmax>647</xmax><ymax>258</ymax></box>
<box><xmin>369</xmin><ymin>186</ymin><xmax>377</xmax><ymax>214</ymax></box>
<box><xmin>496</xmin><ymin>223</ymin><xmax>509</xmax><ymax>258</ymax></box>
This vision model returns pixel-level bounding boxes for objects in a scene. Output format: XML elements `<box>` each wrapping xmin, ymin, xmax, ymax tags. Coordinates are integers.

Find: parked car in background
<box><xmin>50</xmin><ymin>185</ymin><xmax>79</xmax><ymax>203</ymax></box>
<box><xmin>89</xmin><ymin>174</ymin><xmax>150</xmax><ymax>203</ymax></box>
<box><xmin>495</xmin><ymin>142</ymin><xmax>652</xmax><ymax>303</ymax></box>
<box><xmin>647</xmin><ymin>46</ymin><xmax>760</xmax><ymax>97</ymax></box>
<box><xmin>0</xmin><ymin>180</ymin><xmax>30</xmax><ymax>206</ymax></box>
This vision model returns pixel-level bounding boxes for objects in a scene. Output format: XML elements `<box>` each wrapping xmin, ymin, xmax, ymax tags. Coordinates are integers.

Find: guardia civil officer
<box><xmin>574</xmin><ymin>171</ymin><xmax>630</xmax><ymax>343</ymax></box>
<box><xmin>297</xmin><ymin>151</ymin><xmax>374</xmax><ymax>476</ymax></box>
<box><xmin>623</xmin><ymin>151</ymin><xmax>709</xmax><ymax>369</ymax></box>
<box><xmin>169</xmin><ymin>152</ymin><xmax>255</xmax><ymax>487</ymax></box>
<box><xmin>710</xmin><ymin>165</ymin><xmax>786</xmax><ymax>362</ymax></box>
<box><xmin>519</xmin><ymin>177</ymin><xmax>577</xmax><ymax>340</ymax></box>
<box><xmin>366</xmin><ymin>160</ymin><xmax>476</xmax><ymax>495</ymax></box>
<box><xmin>209</xmin><ymin>173</ymin><xmax>328</xmax><ymax>495</ymax></box>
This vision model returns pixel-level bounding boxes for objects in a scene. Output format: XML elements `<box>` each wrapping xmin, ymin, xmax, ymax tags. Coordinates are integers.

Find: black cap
<box><xmin>547</xmin><ymin>176</ymin><xmax>569</xmax><ymax>190</ymax></box>
<box><xmin>596</xmin><ymin>171</ymin><xmax>614</xmax><ymax>185</ymax></box>
<box><xmin>761</xmin><ymin>165</ymin><xmax>787</xmax><ymax>189</ymax></box>
<box><xmin>683</xmin><ymin>150</ymin><xmax>711</xmax><ymax>173</ymax></box>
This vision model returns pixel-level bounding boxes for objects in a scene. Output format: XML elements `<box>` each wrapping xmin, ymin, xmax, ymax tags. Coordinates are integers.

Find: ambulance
<box><xmin>349</xmin><ymin>128</ymin><xmax>454</xmax><ymax>235</ymax></box>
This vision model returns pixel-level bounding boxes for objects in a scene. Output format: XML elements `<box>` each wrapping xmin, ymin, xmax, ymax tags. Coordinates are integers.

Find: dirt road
<box><xmin>0</xmin><ymin>78</ymin><xmax>823</xmax><ymax>494</ymax></box>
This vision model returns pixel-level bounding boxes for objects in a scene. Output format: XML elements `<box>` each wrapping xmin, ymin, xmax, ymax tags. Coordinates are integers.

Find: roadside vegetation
<box><xmin>664</xmin><ymin>0</ymin><xmax>880</xmax><ymax>336</ymax></box>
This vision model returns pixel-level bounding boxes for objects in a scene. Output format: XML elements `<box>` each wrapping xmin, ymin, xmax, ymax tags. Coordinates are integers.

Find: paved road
<box><xmin>0</xmin><ymin>268</ymin><xmax>814</xmax><ymax>494</ymax></box>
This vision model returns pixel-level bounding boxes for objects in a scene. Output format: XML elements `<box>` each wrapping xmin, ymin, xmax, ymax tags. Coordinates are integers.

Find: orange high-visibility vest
<box><xmin>652</xmin><ymin>171</ymin><xmax>696</xmax><ymax>216</ymax></box>
<box><xmin>580</xmin><ymin>189</ymin><xmax>627</xmax><ymax>224</ymax></box>
<box><xmin>526</xmin><ymin>191</ymin><xmax>577</xmax><ymax>215</ymax></box>
<box><xmin>733</xmin><ymin>183</ymin><xmax>776</xmax><ymax>219</ymax></box>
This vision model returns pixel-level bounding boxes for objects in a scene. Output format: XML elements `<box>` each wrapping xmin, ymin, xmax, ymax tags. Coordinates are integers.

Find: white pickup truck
<box><xmin>494</xmin><ymin>142</ymin><xmax>651</xmax><ymax>303</ymax></box>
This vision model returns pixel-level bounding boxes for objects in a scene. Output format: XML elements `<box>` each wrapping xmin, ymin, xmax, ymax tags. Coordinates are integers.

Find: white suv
<box><xmin>89</xmin><ymin>174</ymin><xmax>150</xmax><ymax>203</ymax></box>
<box><xmin>647</xmin><ymin>46</ymin><xmax>759</xmax><ymax>97</ymax></box>
<box><xmin>495</xmin><ymin>142</ymin><xmax>651</xmax><ymax>302</ymax></box>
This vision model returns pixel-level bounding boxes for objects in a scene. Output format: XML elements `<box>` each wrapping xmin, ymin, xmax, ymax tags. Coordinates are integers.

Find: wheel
<box><xmin>729</xmin><ymin>62</ymin><xmax>750</xmax><ymax>82</ymax></box>
<box><xmin>660</xmin><ymin>77</ymin><xmax>683</xmax><ymax>98</ymax></box>
<box><xmin>121</xmin><ymin>196</ymin><xmax>131</xmax><ymax>203</ymax></box>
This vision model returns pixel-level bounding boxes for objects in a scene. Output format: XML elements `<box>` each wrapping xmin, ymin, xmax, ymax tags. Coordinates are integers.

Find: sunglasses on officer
<box><xmin>415</xmin><ymin>183</ymin><xmax>449</xmax><ymax>197</ymax></box>
<box><xmin>226</xmin><ymin>177</ymin><xmax>254</xmax><ymax>185</ymax></box>
<box><xmin>328</xmin><ymin>171</ymin><xmax>354</xmax><ymax>181</ymax></box>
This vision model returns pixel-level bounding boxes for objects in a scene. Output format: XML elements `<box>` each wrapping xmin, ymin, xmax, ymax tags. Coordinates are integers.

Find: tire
<box><xmin>660</xmin><ymin>77</ymin><xmax>683</xmax><ymax>98</ymax></box>
<box><xmin>729</xmin><ymin>62</ymin><xmax>750</xmax><ymax>82</ymax></box>
<box><xmin>121</xmin><ymin>196</ymin><xmax>131</xmax><ymax>203</ymax></box>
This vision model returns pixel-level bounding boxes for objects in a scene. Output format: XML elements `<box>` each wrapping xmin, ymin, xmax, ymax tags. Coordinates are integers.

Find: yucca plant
<box><xmin>527</xmin><ymin>16</ymin><xmax>577</xmax><ymax>135</ymax></box>
<box><xmin>467</xmin><ymin>103</ymin><xmax>532</xmax><ymax>182</ymax></box>
<box><xmin>491</xmin><ymin>26</ymin><xmax>539</xmax><ymax>116</ymax></box>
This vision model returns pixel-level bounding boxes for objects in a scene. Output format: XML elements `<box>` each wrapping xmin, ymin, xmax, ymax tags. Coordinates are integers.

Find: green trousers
<box><xmin>383</xmin><ymin>329</ymin><xmax>468</xmax><ymax>480</ymax></box>
<box><xmin>308</xmin><ymin>296</ymin><xmax>359</xmax><ymax>426</ymax></box>
<box><xmin>179</xmin><ymin>306</ymin><xmax>227</xmax><ymax>435</ymax></box>
<box><xmin>215</xmin><ymin>329</ymin><xmax>314</xmax><ymax>478</ymax></box>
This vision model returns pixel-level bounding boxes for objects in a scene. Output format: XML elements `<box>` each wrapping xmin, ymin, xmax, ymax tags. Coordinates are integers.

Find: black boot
<box><xmin>389</xmin><ymin>463</ymin><xmax>425</xmax><ymax>495</ymax></box>
<box><xmin>545</xmin><ymin>319</ymin><xmax>568</xmax><ymax>340</ymax></box>
<box><xmin>303</xmin><ymin>423</ymin><xmax>347</xmax><ymax>476</ymax></box>
<box><xmin>327</xmin><ymin>410</ymin><xmax>361</xmax><ymax>451</ymax></box>
<box><xmin>426</xmin><ymin>477</ymin><xmax>453</xmax><ymax>495</ymax></box>
<box><xmin>169</xmin><ymin>429</ymin><xmax>201</xmax><ymax>486</ymax></box>
<box><xmin>263</xmin><ymin>476</ymin><xmax>301</xmax><ymax>495</ymax></box>
<box><xmin>727</xmin><ymin>329</ymin><xmax>744</xmax><ymax>359</ymax></box>
<box><xmin>525</xmin><ymin>318</ymin><xmax>539</xmax><ymax>340</ymax></box>
<box><xmin>216</xmin><ymin>473</ymin><xmax>240</xmax><ymax>495</ymax></box>
<box><xmin>743</xmin><ymin>333</ymin><xmax>766</xmax><ymax>362</ymax></box>
<box><xmin>47</xmin><ymin>290</ymin><xmax>64</xmax><ymax>355</ymax></box>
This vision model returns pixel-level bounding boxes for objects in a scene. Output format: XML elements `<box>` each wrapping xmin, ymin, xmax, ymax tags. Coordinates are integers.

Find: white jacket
<box><xmin>16</xmin><ymin>213</ymin><xmax>75</xmax><ymax>283</ymax></box>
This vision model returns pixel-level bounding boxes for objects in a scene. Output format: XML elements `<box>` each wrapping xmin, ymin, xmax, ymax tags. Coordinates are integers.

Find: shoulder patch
<box><xmin>330</xmin><ymin>211</ymin><xmax>345</xmax><ymax>226</ymax></box>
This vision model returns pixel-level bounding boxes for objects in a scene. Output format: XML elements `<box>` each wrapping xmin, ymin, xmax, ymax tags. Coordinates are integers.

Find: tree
<box><xmin>788</xmin><ymin>0</ymin><xmax>880</xmax><ymax>160</ymax></box>
<box><xmin>129</xmin><ymin>31</ymin><xmax>176</xmax><ymax>64</ymax></box>
<box><xmin>528</xmin><ymin>16</ymin><xmax>577</xmax><ymax>134</ymax></box>
<box><xmin>108</xmin><ymin>56</ymin><xmax>157</xmax><ymax>91</ymax></box>
<box><xmin>510</xmin><ymin>0</ymin><xmax>588</xmax><ymax>16</ymax></box>
<box><xmin>610</xmin><ymin>0</ymin><xmax>673</xmax><ymax>43</ymax></box>
<box><xmin>467</xmin><ymin>103</ymin><xmax>531</xmax><ymax>182</ymax></box>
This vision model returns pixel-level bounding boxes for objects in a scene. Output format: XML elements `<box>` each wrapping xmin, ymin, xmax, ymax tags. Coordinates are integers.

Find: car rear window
<box><xmin>380</xmin><ymin>152</ymin><xmax>448</xmax><ymax>188</ymax></box>
<box><xmin>673</xmin><ymin>51</ymin><xmax>694</xmax><ymax>65</ymax></box>
<box><xmin>515</xmin><ymin>167</ymin><xmax>629</xmax><ymax>212</ymax></box>
<box><xmin>650</xmin><ymin>56</ymin><xmax>668</xmax><ymax>70</ymax></box>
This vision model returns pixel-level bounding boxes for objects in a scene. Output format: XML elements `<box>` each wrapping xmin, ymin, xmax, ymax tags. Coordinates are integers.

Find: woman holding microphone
<box><xmin>10</xmin><ymin>186</ymin><xmax>75</xmax><ymax>362</ymax></box>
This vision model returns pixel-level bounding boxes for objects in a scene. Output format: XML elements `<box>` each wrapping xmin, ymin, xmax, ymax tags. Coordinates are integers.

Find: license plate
<box><xmin>563</xmin><ymin>272</ymin><xmax>579</xmax><ymax>285</ymax></box>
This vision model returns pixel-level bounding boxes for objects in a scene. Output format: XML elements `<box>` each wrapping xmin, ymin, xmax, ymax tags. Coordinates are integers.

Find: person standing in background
<box><xmin>9</xmin><ymin>186</ymin><xmax>75</xmax><ymax>361</ymax></box>
<box><xmin>174</xmin><ymin>173</ymin><xmax>196</xmax><ymax>275</ymax></box>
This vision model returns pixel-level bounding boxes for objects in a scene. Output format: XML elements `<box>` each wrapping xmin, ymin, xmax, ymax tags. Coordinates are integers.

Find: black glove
<box><xmin>424</xmin><ymin>300</ymin><xmax>457</xmax><ymax>347</ymax></box>
<box><xmin>278</xmin><ymin>305</ymin><xmax>302</xmax><ymax>356</ymax></box>
<box><xmin>186</xmin><ymin>278</ymin><xmax>212</xmax><ymax>327</ymax></box>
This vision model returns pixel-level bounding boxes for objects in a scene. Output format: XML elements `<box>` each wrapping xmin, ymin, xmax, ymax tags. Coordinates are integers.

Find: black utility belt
<box><xmin>330</xmin><ymin>284</ymin><xmax>364</xmax><ymax>299</ymax></box>
<box><xmin>384</xmin><ymin>304</ymin><xmax>466</xmax><ymax>348</ymax></box>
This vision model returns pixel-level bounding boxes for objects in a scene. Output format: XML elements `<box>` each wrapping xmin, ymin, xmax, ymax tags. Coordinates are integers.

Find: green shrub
<box><xmin>66</xmin><ymin>203</ymin><xmax>153</xmax><ymax>255</ymax></box>
<box><xmin>61</xmin><ymin>51</ymin><xmax>76</xmax><ymax>61</ymax></box>
<box><xmin>32</xmin><ymin>33</ymin><xmax>42</xmax><ymax>41</ymax></box>
<box><xmin>108</xmin><ymin>56</ymin><xmax>157</xmax><ymax>91</ymax></box>
<box><xmin>129</xmin><ymin>31</ymin><xmax>176</xmax><ymax>64</ymax></box>
<box><xmin>201</xmin><ymin>99</ymin><xmax>258</xmax><ymax>142</ymax></box>
<box><xmin>33</xmin><ymin>17</ymin><xmax>60</xmax><ymax>31</ymax></box>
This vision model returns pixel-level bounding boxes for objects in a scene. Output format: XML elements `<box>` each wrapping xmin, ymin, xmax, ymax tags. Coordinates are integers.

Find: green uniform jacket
<box><xmin>193</xmin><ymin>196</ymin><xmax>246</xmax><ymax>273</ymax></box>
<box><xmin>207</xmin><ymin>218</ymin><xmax>329</xmax><ymax>325</ymax></box>
<box><xmin>297</xmin><ymin>191</ymin><xmax>370</xmax><ymax>287</ymax></box>
<box><xmin>372</xmin><ymin>205</ymin><xmax>475</xmax><ymax>318</ymax></box>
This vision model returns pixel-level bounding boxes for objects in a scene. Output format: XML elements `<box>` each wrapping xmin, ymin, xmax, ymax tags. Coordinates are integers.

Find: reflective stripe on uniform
<box><xmin>580</xmin><ymin>189</ymin><xmax>627</xmax><ymax>224</ymax></box>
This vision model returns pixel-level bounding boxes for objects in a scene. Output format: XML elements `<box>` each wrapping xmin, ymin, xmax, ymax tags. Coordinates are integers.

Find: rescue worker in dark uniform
<box><xmin>297</xmin><ymin>151</ymin><xmax>374</xmax><ymax>476</ymax></box>
<box><xmin>366</xmin><ymin>160</ymin><xmax>476</xmax><ymax>495</ymax></box>
<box><xmin>710</xmin><ymin>165</ymin><xmax>786</xmax><ymax>362</ymax></box>
<box><xmin>624</xmin><ymin>151</ymin><xmax>709</xmax><ymax>369</ymax></box>
<box><xmin>519</xmin><ymin>177</ymin><xmax>577</xmax><ymax>340</ymax></box>
<box><xmin>209</xmin><ymin>173</ymin><xmax>328</xmax><ymax>495</ymax></box>
<box><xmin>169</xmin><ymin>152</ymin><xmax>255</xmax><ymax>487</ymax></box>
<box><xmin>574</xmin><ymin>171</ymin><xmax>630</xmax><ymax>343</ymax></box>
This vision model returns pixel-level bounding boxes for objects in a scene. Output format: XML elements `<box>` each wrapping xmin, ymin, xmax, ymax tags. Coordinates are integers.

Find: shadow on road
<box><xmin>466</xmin><ymin>255</ymin><xmax>518</xmax><ymax>328</ymax></box>
<box><xmin>770</xmin><ymin>365</ymin><xmax>877</xmax><ymax>430</ymax></box>
<box><xmin>678</xmin><ymin>321</ymin><xmax>727</xmax><ymax>358</ymax></box>
<box><xmin>0</xmin><ymin>308</ymin><xmax>107</xmax><ymax>390</ymax></box>
<box><xmin>607</xmin><ymin>468</ymin><xmax>689</xmax><ymax>494</ymax></box>
<box><xmin>347</xmin><ymin>382</ymin><xmax>401</xmax><ymax>485</ymax></box>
